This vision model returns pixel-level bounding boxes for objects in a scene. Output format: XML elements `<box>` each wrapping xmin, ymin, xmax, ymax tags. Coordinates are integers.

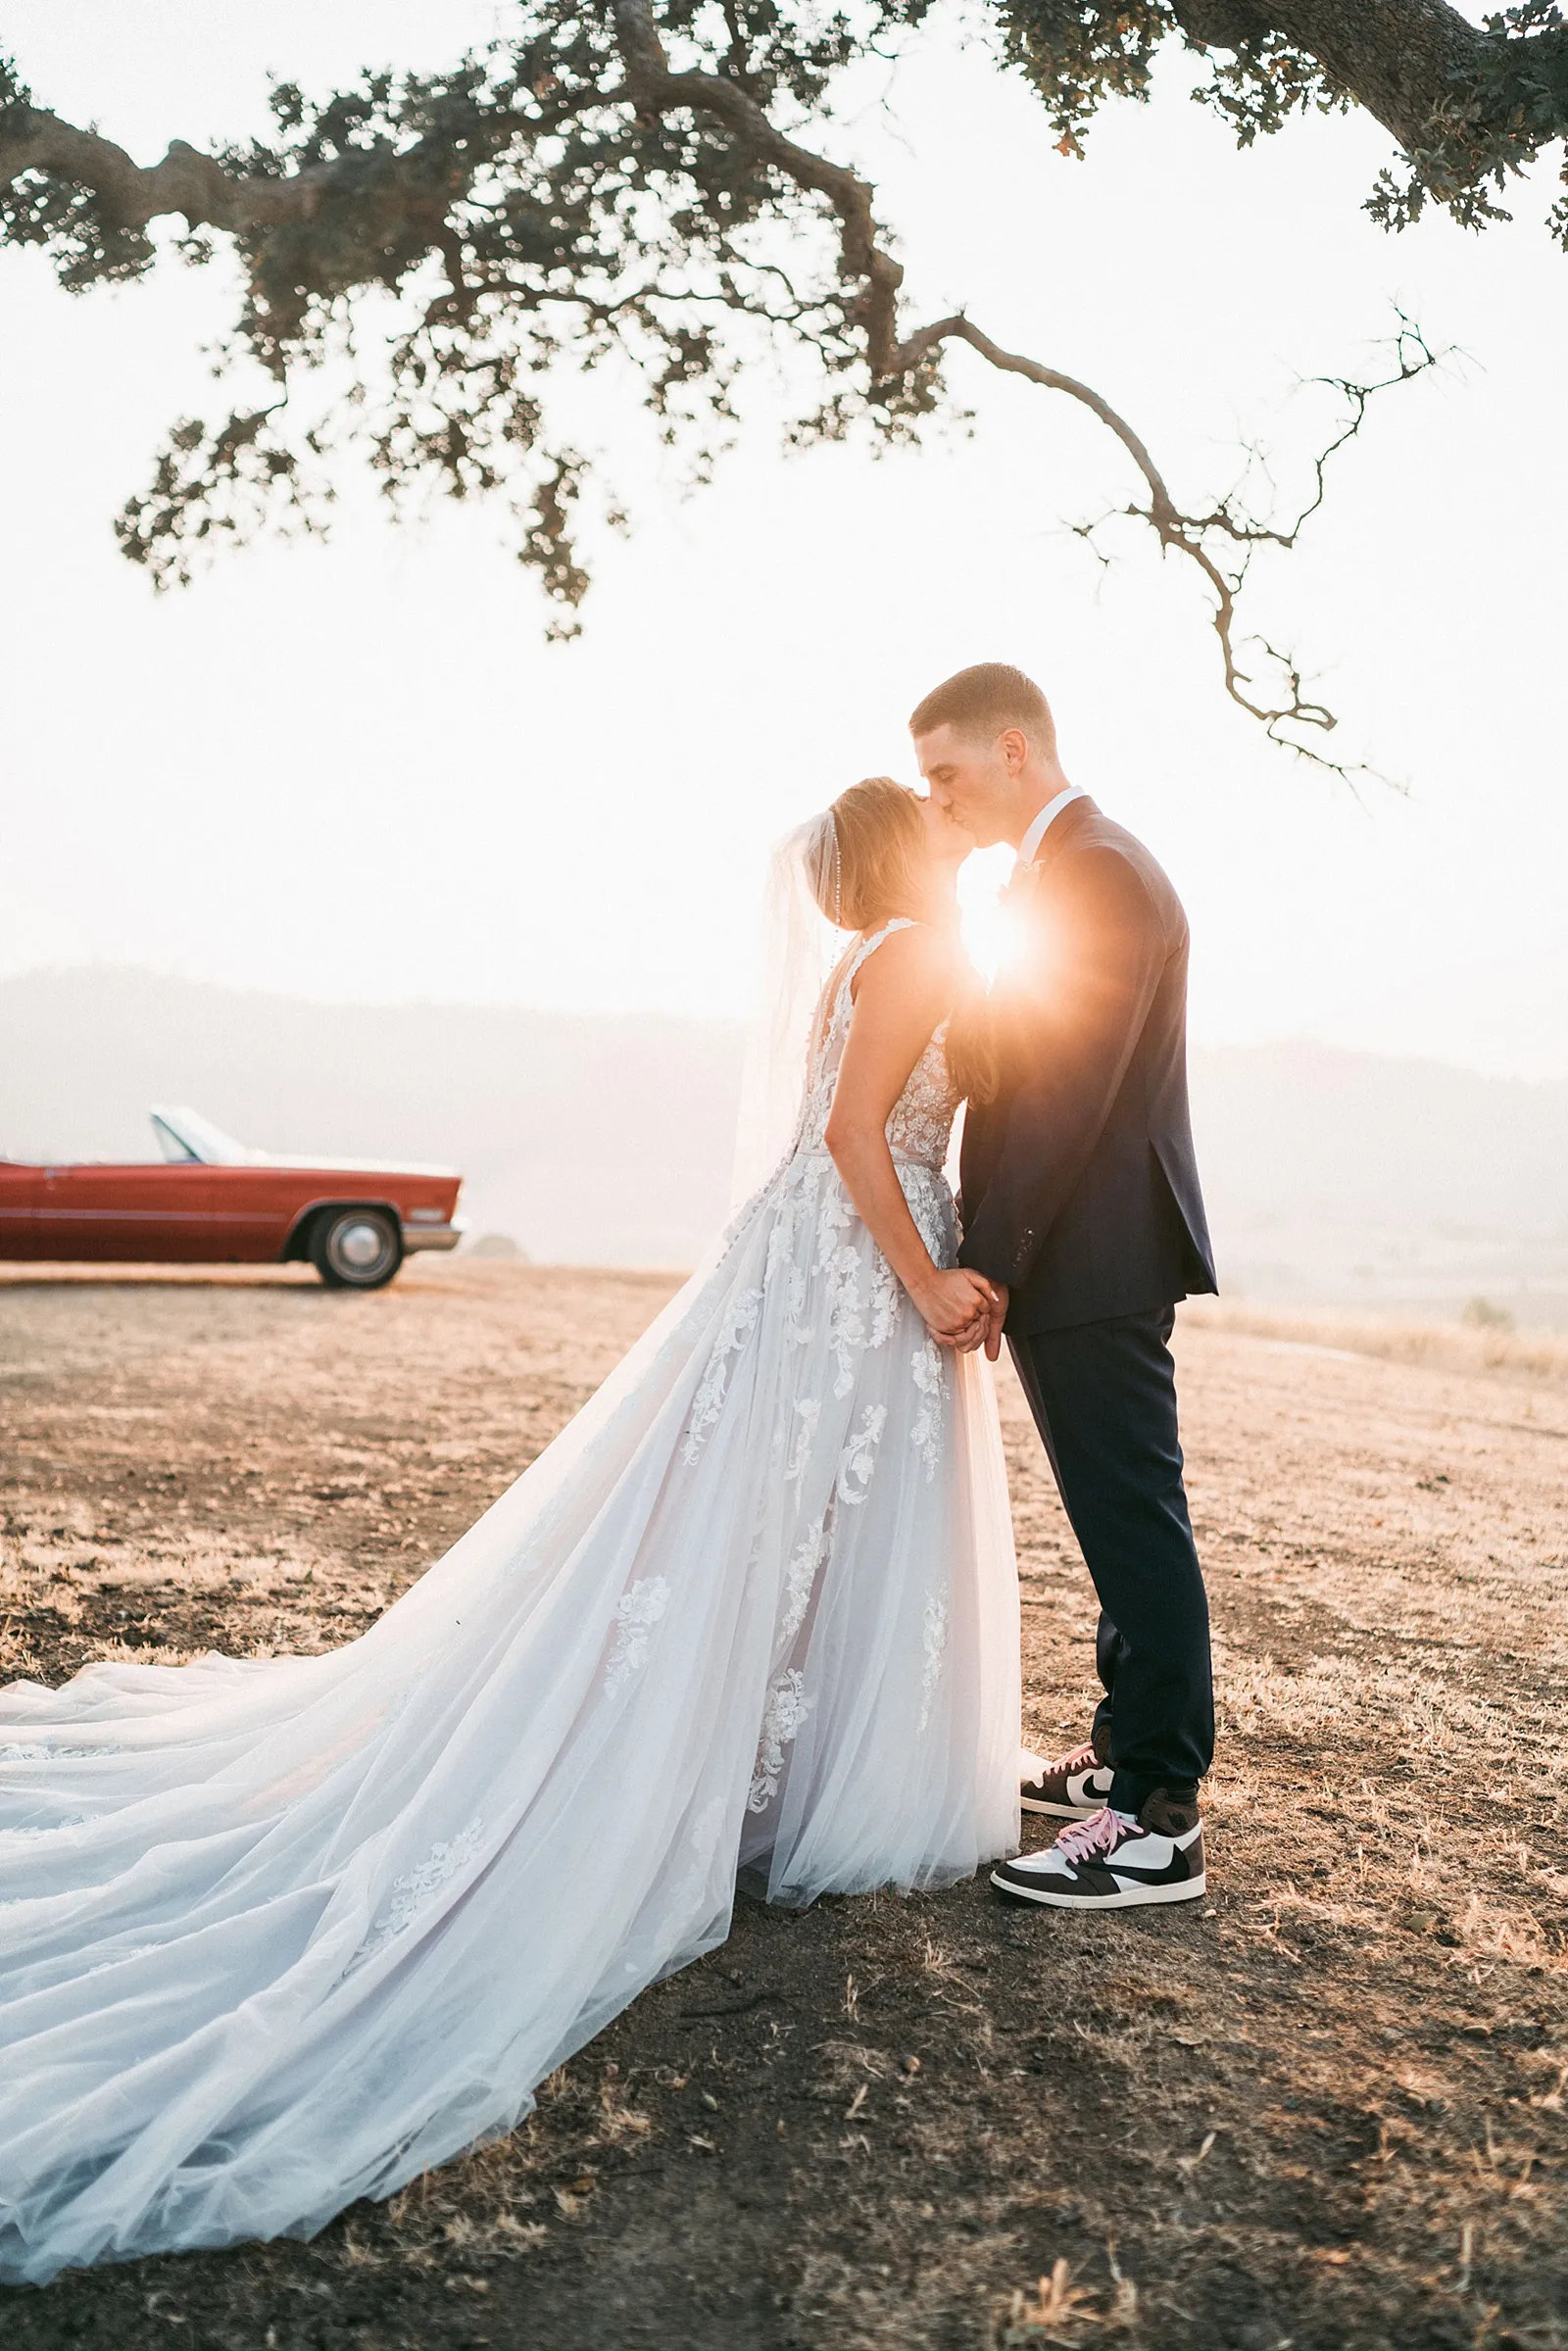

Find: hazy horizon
<box><xmin>5</xmin><ymin>965</ymin><xmax>1564</xmax><ymax>1325</ymax></box>
<box><xmin>5</xmin><ymin>950</ymin><xmax>1567</xmax><ymax>1094</ymax></box>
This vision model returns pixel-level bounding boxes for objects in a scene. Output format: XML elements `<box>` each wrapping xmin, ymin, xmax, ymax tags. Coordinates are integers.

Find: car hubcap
<box><xmin>336</xmin><ymin>1218</ymin><xmax>389</xmax><ymax>1272</ymax></box>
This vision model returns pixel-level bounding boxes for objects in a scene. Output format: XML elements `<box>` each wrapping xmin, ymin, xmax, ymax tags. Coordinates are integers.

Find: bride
<box><xmin>0</xmin><ymin>777</ymin><xmax>1022</xmax><ymax>2285</ymax></box>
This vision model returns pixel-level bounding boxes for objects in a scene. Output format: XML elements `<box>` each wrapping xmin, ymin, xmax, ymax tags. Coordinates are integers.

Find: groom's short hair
<box><xmin>907</xmin><ymin>663</ymin><xmax>1056</xmax><ymax>755</ymax></box>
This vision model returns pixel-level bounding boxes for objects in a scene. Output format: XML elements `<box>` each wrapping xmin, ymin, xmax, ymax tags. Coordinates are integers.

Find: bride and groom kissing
<box><xmin>0</xmin><ymin>661</ymin><xmax>1218</xmax><ymax>2284</ymax></box>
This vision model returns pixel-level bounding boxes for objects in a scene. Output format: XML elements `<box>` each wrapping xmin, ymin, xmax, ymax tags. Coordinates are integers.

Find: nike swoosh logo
<box><xmin>1102</xmin><ymin>1856</ymin><xmax>1200</xmax><ymax>1885</ymax></box>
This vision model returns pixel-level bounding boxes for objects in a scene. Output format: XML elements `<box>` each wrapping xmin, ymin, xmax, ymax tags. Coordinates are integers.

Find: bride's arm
<box><xmin>823</xmin><ymin>930</ymin><xmax>1000</xmax><ymax>1347</ymax></box>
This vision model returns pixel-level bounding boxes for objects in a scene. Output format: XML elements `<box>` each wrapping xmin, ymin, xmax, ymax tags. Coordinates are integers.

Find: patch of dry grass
<box><xmin>4</xmin><ymin>1264</ymin><xmax>1568</xmax><ymax>2351</ymax></box>
<box><xmin>1180</xmin><ymin>1296</ymin><xmax>1568</xmax><ymax>1389</ymax></box>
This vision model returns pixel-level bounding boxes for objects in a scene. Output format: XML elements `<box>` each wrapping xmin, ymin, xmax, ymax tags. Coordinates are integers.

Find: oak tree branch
<box><xmin>0</xmin><ymin>5</ymin><xmax>1466</xmax><ymax>763</ymax></box>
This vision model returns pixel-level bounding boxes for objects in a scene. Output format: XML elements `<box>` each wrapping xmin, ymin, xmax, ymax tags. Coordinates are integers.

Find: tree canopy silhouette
<box><xmin>5</xmin><ymin>2</ymin><xmax>1561</xmax><ymax>767</ymax></box>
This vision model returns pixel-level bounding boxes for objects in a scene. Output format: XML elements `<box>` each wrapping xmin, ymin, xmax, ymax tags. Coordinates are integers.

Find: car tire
<box><xmin>310</xmin><ymin>1205</ymin><xmax>403</xmax><ymax>1291</ymax></box>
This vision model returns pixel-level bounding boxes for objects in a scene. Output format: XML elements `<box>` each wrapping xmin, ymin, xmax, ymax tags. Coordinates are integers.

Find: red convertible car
<box><xmin>0</xmin><ymin>1106</ymin><xmax>464</xmax><ymax>1290</ymax></box>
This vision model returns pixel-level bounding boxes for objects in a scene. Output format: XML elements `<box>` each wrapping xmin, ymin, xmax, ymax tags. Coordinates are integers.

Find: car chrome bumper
<box><xmin>401</xmin><ymin>1218</ymin><xmax>466</xmax><ymax>1254</ymax></box>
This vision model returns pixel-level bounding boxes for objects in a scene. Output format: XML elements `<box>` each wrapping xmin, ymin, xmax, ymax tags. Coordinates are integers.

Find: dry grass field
<box><xmin>2</xmin><ymin>1259</ymin><xmax>1566</xmax><ymax>2351</ymax></box>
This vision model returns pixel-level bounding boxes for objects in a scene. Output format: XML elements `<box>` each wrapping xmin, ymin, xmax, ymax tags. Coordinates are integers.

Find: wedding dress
<box><xmin>0</xmin><ymin>919</ymin><xmax>1020</xmax><ymax>2285</ymax></box>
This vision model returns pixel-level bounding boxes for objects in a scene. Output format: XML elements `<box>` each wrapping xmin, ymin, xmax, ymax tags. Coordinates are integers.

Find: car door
<box><xmin>34</xmin><ymin>1162</ymin><xmax>216</xmax><ymax>1261</ymax></box>
<box><xmin>0</xmin><ymin>1161</ymin><xmax>39</xmax><ymax>1257</ymax></box>
<box><xmin>201</xmin><ymin>1166</ymin><xmax>305</xmax><ymax>1261</ymax></box>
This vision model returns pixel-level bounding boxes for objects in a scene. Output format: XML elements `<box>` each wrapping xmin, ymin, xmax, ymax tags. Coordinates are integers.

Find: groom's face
<box><xmin>912</xmin><ymin>723</ymin><xmax>1015</xmax><ymax>849</ymax></box>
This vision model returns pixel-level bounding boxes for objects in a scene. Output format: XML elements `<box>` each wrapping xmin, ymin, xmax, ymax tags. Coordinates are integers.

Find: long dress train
<box><xmin>0</xmin><ymin>920</ymin><xmax>1020</xmax><ymax>2284</ymax></box>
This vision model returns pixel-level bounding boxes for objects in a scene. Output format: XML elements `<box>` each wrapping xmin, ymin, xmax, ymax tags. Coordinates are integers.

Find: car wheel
<box><xmin>310</xmin><ymin>1206</ymin><xmax>403</xmax><ymax>1291</ymax></box>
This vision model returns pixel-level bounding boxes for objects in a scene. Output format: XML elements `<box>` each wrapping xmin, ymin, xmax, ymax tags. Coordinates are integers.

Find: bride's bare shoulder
<box><xmin>849</xmin><ymin>921</ymin><xmax>962</xmax><ymax>1009</ymax></box>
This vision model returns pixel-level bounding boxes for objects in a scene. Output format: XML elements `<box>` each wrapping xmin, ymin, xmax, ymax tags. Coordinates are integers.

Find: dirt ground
<box><xmin>2</xmin><ymin>1259</ymin><xmax>1566</xmax><ymax>2351</ymax></box>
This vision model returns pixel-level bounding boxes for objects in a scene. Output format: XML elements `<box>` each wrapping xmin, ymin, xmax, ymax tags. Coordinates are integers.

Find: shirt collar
<box><xmin>1015</xmin><ymin>784</ymin><xmax>1088</xmax><ymax>869</ymax></box>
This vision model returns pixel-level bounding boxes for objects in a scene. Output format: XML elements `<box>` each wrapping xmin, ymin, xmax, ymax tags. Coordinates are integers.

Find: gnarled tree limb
<box><xmin>1186</xmin><ymin>0</ymin><xmax>1491</xmax><ymax>150</ymax></box>
<box><xmin>0</xmin><ymin>6</ymin><xmax>1460</xmax><ymax>763</ymax></box>
<box><xmin>2</xmin><ymin>113</ymin><xmax>330</xmax><ymax>233</ymax></box>
<box><xmin>608</xmin><ymin>1</ymin><xmax>1443</xmax><ymax>772</ymax></box>
<box><xmin>1002</xmin><ymin>1</ymin><xmax>1568</xmax><ymax>241</ymax></box>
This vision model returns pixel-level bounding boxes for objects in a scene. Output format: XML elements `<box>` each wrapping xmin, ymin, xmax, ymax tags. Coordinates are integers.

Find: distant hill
<box><xmin>1189</xmin><ymin>1041</ymin><xmax>1568</xmax><ymax>1323</ymax></box>
<box><xmin>3</xmin><ymin>968</ymin><xmax>1565</xmax><ymax>1319</ymax></box>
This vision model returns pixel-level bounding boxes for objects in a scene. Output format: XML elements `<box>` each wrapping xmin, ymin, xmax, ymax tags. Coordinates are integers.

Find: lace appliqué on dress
<box><xmin>688</xmin><ymin>1793</ymin><xmax>727</xmax><ymax>1859</ymax></box>
<box><xmin>910</xmin><ymin>1340</ymin><xmax>947</xmax><ymax>1484</ymax></box>
<box><xmin>604</xmin><ymin>1577</ymin><xmax>671</xmax><ymax>1695</ymax></box>
<box><xmin>786</xmin><ymin>1396</ymin><xmax>821</xmax><ymax>1491</ymax></box>
<box><xmin>812</xmin><ymin>1181</ymin><xmax>852</xmax><ymax>1269</ymax></box>
<box><xmin>866</xmin><ymin>1249</ymin><xmax>900</xmax><ymax>1350</ymax></box>
<box><xmin>748</xmin><ymin>1668</ymin><xmax>810</xmax><ymax>1814</ymax></box>
<box><xmin>836</xmin><ymin>1403</ymin><xmax>887</xmax><ymax>1507</ymax></box>
<box><xmin>357</xmin><ymin>1821</ymin><xmax>485</xmax><ymax>1964</ymax></box>
<box><xmin>779</xmin><ymin>1514</ymin><xmax>830</xmax><ymax>1648</ymax></box>
<box><xmin>765</xmin><ymin>1165</ymin><xmax>818</xmax><ymax>1342</ymax></box>
<box><xmin>793</xmin><ymin>927</ymin><xmax>958</xmax><ymax>1184</ymax></box>
<box><xmin>0</xmin><ymin>1744</ymin><xmax>123</xmax><ymax>1762</ymax></box>
<box><xmin>775</xmin><ymin>925</ymin><xmax>961</xmax><ymax>1400</ymax></box>
<box><xmin>885</xmin><ymin>1020</ymin><xmax>958</xmax><ymax>1171</ymax></box>
<box><xmin>681</xmin><ymin>1288</ymin><xmax>762</xmax><ymax>1463</ymax></box>
<box><xmin>906</xmin><ymin>1172</ymin><xmax>954</xmax><ymax>1266</ymax></box>
<box><xmin>826</xmin><ymin>1246</ymin><xmax>867</xmax><ymax>1398</ymax></box>
<box><xmin>917</xmin><ymin>1592</ymin><xmax>950</xmax><ymax>1732</ymax></box>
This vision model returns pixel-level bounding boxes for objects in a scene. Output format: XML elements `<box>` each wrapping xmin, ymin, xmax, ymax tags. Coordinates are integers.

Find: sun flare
<box><xmin>956</xmin><ymin>845</ymin><xmax>1014</xmax><ymax>986</ymax></box>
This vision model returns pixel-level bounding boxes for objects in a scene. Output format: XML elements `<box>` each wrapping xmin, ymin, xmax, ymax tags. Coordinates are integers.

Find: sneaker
<box><xmin>1020</xmin><ymin>1739</ymin><xmax>1115</xmax><ymax>1820</ymax></box>
<box><xmin>991</xmin><ymin>1789</ymin><xmax>1205</xmax><ymax>1911</ymax></box>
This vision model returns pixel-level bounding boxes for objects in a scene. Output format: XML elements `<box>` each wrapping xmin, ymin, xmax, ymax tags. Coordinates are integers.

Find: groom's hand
<box><xmin>915</xmin><ymin>1267</ymin><xmax>999</xmax><ymax>1349</ymax></box>
<box><xmin>982</xmin><ymin>1283</ymin><xmax>1009</xmax><ymax>1362</ymax></box>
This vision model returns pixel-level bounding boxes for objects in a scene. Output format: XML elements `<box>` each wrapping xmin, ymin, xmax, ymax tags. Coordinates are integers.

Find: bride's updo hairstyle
<box><xmin>808</xmin><ymin>776</ymin><xmax>926</xmax><ymax>933</ymax></box>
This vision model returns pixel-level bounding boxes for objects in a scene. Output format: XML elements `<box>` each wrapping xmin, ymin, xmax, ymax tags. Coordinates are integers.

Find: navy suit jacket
<box><xmin>957</xmin><ymin>796</ymin><xmax>1216</xmax><ymax>1335</ymax></box>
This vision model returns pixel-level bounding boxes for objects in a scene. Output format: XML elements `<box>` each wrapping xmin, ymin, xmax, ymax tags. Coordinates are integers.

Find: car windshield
<box><xmin>150</xmin><ymin>1107</ymin><xmax>256</xmax><ymax>1166</ymax></box>
<box><xmin>151</xmin><ymin>1118</ymin><xmax>200</xmax><ymax>1163</ymax></box>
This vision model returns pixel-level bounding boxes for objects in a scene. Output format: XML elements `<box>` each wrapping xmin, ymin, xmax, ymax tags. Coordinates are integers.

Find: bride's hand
<box><xmin>914</xmin><ymin>1267</ymin><xmax>1000</xmax><ymax>1348</ymax></box>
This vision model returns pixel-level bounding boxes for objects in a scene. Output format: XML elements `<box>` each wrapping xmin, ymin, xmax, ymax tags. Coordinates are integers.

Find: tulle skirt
<box><xmin>0</xmin><ymin>1146</ymin><xmax>1019</xmax><ymax>2283</ymax></box>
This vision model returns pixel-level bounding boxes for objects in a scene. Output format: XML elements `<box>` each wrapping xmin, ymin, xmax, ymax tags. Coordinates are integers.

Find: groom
<box><xmin>911</xmin><ymin>663</ymin><xmax>1217</xmax><ymax>1912</ymax></box>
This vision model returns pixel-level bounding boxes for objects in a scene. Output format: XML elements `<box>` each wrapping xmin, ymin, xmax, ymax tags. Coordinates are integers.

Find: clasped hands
<box><xmin>915</xmin><ymin>1269</ymin><xmax>1009</xmax><ymax>1361</ymax></box>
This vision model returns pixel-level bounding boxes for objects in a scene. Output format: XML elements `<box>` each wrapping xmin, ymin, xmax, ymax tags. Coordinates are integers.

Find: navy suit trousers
<box><xmin>1008</xmin><ymin>1306</ymin><xmax>1214</xmax><ymax>1814</ymax></box>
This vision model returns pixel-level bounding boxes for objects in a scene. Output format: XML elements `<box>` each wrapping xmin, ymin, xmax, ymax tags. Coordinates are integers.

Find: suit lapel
<box><xmin>1002</xmin><ymin>795</ymin><xmax>1098</xmax><ymax>922</ymax></box>
<box><xmin>965</xmin><ymin>804</ymin><xmax>1100</xmax><ymax>1201</ymax></box>
<box><xmin>1030</xmin><ymin>792</ymin><xmax>1099</xmax><ymax>877</ymax></box>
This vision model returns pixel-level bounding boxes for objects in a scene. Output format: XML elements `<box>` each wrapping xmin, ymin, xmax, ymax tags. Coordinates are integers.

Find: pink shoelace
<box><xmin>1049</xmin><ymin>1740</ymin><xmax>1101</xmax><ymax>1778</ymax></box>
<box><xmin>1055</xmin><ymin>1805</ymin><xmax>1139</xmax><ymax>1863</ymax></box>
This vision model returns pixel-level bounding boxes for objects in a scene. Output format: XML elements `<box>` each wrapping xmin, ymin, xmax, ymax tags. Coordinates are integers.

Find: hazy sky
<box><xmin>2</xmin><ymin>2</ymin><xmax>1564</xmax><ymax>1079</ymax></box>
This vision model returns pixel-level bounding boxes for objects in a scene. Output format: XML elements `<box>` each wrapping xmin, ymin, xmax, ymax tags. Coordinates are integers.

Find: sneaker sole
<box><xmin>991</xmin><ymin>1869</ymin><xmax>1207</xmax><ymax>1910</ymax></box>
<box><xmin>1019</xmin><ymin>1796</ymin><xmax>1103</xmax><ymax>1818</ymax></box>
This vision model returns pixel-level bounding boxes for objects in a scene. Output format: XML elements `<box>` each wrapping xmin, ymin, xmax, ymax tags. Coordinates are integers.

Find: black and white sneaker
<box><xmin>992</xmin><ymin>1790</ymin><xmax>1205</xmax><ymax>1911</ymax></box>
<box><xmin>1020</xmin><ymin>1739</ymin><xmax>1115</xmax><ymax>1819</ymax></box>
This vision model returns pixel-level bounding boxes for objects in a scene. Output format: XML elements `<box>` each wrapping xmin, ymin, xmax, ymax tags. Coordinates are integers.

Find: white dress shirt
<box><xmin>1015</xmin><ymin>784</ymin><xmax>1089</xmax><ymax>872</ymax></box>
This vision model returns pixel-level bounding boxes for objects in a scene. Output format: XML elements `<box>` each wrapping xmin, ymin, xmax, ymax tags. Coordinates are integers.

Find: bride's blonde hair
<box><xmin>805</xmin><ymin>774</ymin><xmax>1003</xmax><ymax>1105</ymax></box>
<box><xmin>945</xmin><ymin>986</ymin><xmax>1003</xmax><ymax>1106</ymax></box>
<box><xmin>806</xmin><ymin>776</ymin><xmax>925</xmax><ymax>933</ymax></box>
